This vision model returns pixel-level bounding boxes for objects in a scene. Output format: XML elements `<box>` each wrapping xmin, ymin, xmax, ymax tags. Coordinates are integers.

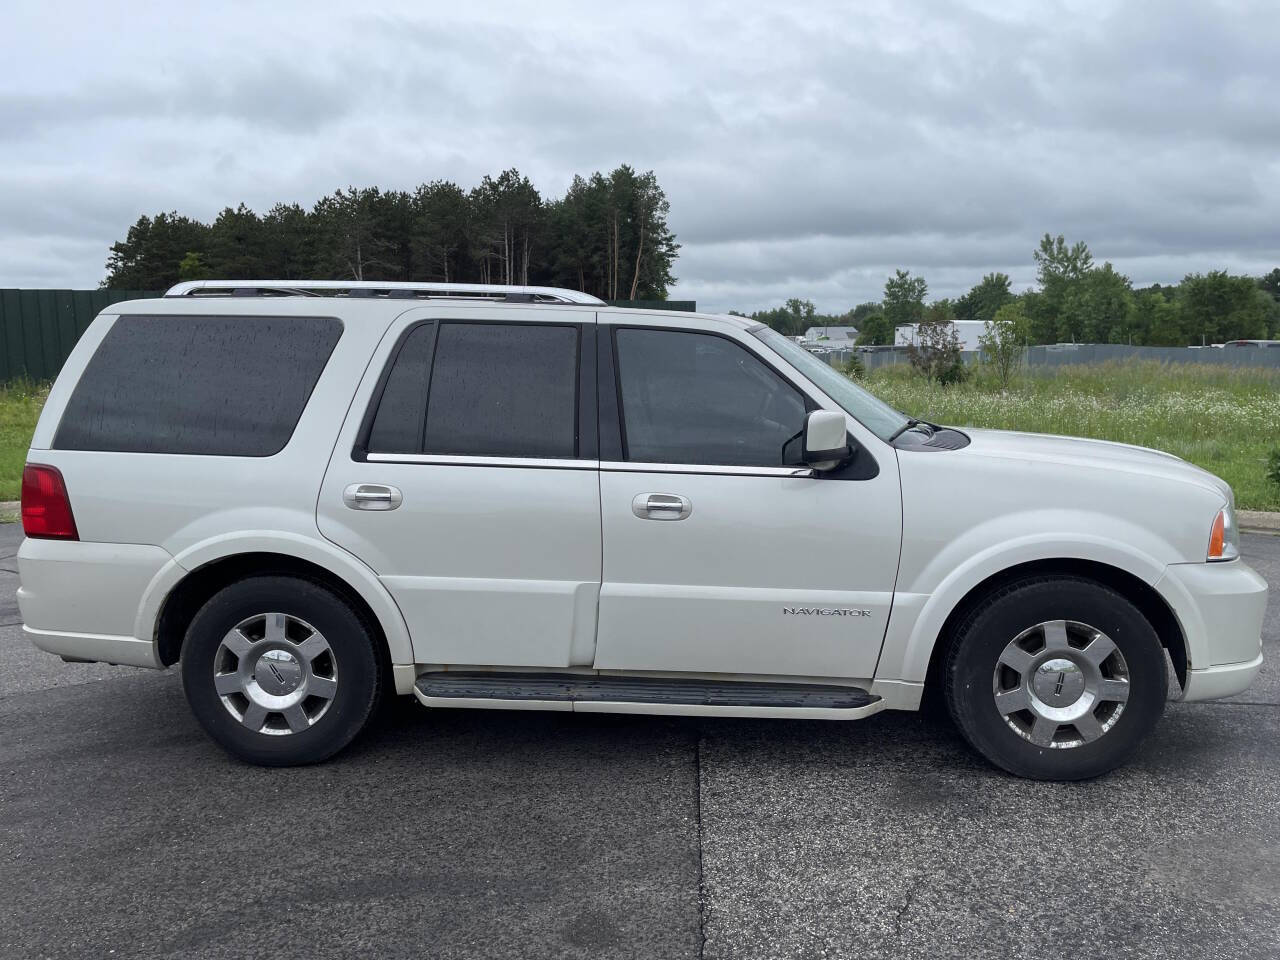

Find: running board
<box><xmin>413</xmin><ymin>672</ymin><xmax>883</xmax><ymax>719</ymax></box>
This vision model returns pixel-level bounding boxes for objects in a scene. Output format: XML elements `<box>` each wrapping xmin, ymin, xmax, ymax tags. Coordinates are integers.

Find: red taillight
<box><xmin>21</xmin><ymin>464</ymin><xmax>78</xmax><ymax>540</ymax></box>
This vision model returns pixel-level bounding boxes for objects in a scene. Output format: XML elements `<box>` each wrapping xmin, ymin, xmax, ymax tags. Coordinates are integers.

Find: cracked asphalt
<box><xmin>1</xmin><ymin>523</ymin><xmax>1277</xmax><ymax>960</ymax></box>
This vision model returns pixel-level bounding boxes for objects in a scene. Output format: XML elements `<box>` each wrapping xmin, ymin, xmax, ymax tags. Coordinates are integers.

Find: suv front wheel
<box><xmin>181</xmin><ymin>575</ymin><xmax>383</xmax><ymax>766</ymax></box>
<box><xmin>945</xmin><ymin>576</ymin><xmax>1168</xmax><ymax>780</ymax></box>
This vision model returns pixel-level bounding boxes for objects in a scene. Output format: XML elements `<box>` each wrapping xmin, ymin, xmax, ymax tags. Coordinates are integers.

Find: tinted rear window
<box><xmin>362</xmin><ymin>321</ymin><xmax>581</xmax><ymax>459</ymax></box>
<box><xmin>423</xmin><ymin>323</ymin><xmax>578</xmax><ymax>458</ymax></box>
<box><xmin>54</xmin><ymin>314</ymin><xmax>342</xmax><ymax>456</ymax></box>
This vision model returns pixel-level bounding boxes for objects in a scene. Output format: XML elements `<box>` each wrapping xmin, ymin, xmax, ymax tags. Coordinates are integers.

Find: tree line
<box><xmin>741</xmin><ymin>235</ymin><xmax>1280</xmax><ymax>347</ymax></box>
<box><xmin>102</xmin><ymin>166</ymin><xmax>679</xmax><ymax>300</ymax></box>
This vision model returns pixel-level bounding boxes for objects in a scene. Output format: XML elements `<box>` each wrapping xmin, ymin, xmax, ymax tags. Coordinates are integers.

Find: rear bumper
<box><xmin>17</xmin><ymin>536</ymin><xmax>170</xmax><ymax>669</ymax></box>
<box><xmin>24</xmin><ymin>625</ymin><xmax>162</xmax><ymax>668</ymax></box>
<box><xmin>1156</xmin><ymin>559</ymin><xmax>1267</xmax><ymax>702</ymax></box>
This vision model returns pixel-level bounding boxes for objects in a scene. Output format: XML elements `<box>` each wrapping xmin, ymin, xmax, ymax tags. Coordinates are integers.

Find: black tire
<box><xmin>944</xmin><ymin>576</ymin><xmax>1167</xmax><ymax>781</ymax></box>
<box><xmin>181</xmin><ymin>575</ymin><xmax>383</xmax><ymax>766</ymax></box>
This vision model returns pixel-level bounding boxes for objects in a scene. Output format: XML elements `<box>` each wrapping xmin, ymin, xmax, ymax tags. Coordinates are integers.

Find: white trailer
<box><xmin>895</xmin><ymin>320</ymin><xmax>988</xmax><ymax>351</ymax></box>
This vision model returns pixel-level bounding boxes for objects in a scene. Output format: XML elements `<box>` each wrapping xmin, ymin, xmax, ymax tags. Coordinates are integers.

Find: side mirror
<box><xmin>803</xmin><ymin>410</ymin><xmax>851</xmax><ymax>471</ymax></box>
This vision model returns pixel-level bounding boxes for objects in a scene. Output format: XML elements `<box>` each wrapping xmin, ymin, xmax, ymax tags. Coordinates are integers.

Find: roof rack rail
<box><xmin>163</xmin><ymin>280</ymin><xmax>605</xmax><ymax>306</ymax></box>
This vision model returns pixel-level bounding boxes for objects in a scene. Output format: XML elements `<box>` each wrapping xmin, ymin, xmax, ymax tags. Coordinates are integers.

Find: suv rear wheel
<box><xmin>181</xmin><ymin>576</ymin><xmax>383</xmax><ymax>766</ymax></box>
<box><xmin>945</xmin><ymin>576</ymin><xmax>1168</xmax><ymax>780</ymax></box>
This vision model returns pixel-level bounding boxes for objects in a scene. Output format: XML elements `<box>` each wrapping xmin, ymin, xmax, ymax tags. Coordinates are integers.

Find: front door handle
<box><xmin>343</xmin><ymin>483</ymin><xmax>403</xmax><ymax>511</ymax></box>
<box><xmin>632</xmin><ymin>493</ymin><xmax>692</xmax><ymax>521</ymax></box>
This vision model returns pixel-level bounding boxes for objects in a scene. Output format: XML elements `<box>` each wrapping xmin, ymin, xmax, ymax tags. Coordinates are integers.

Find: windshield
<box><xmin>748</xmin><ymin>325</ymin><xmax>910</xmax><ymax>441</ymax></box>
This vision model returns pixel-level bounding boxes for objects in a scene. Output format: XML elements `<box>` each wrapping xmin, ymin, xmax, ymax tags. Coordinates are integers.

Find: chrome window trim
<box><xmin>601</xmin><ymin>461</ymin><xmax>815</xmax><ymax>478</ymax></box>
<box><xmin>365</xmin><ymin>453</ymin><xmax>815</xmax><ymax>478</ymax></box>
<box><xmin>366</xmin><ymin>452</ymin><xmax>597</xmax><ymax>470</ymax></box>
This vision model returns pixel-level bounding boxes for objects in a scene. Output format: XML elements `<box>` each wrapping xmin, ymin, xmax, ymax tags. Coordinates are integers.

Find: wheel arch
<box><xmin>143</xmin><ymin>536</ymin><xmax>414</xmax><ymax>692</ymax></box>
<box><xmin>921</xmin><ymin>558</ymin><xmax>1187</xmax><ymax>705</ymax></box>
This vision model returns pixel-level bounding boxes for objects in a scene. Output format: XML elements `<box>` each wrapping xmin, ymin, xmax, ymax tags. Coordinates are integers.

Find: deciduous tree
<box><xmin>955</xmin><ymin>272</ymin><xmax>1012</xmax><ymax>325</ymax></box>
<box><xmin>1033</xmin><ymin>234</ymin><xmax>1093</xmax><ymax>340</ymax></box>
<box><xmin>979</xmin><ymin>301</ymin><xmax>1029</xmax><ymax>387</ymax></box>
<box><xmin>1179</xmin><ymin>271</ymin><xmax>1269</xmax><ymax>344</ymax></box>
<box><xmin>1130</xmin><ymin>289</ymin><xmax>1183</xmax><ymax>345</ymax></box>
<box><xmin>1258</xmin><ymin>268</ymin><xmax>1280</xmax><ymax>302</ymax></box>
<box><xmin>1061</xmin><ymin>263</ymin><xmax>1133</xmax><ymax>343</ymax></box>
<box><xmin>749</xmin><ymin>299</ymin><xmax>816</xmax><ymax>337</ymax></box>
<box><xmin>882</xmin><ymin>269</ymin><xmax>928</xmax><ymax>334</ymax></box>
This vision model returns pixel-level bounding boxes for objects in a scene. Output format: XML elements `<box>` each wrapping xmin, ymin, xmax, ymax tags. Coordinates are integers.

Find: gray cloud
<box><xmin>2</xmin><ymin>0</ymin><xmax>1278</xmax><ymax>312</ymax></box>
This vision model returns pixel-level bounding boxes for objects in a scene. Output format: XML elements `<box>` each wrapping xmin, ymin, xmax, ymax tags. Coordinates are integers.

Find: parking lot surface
<box><xmin>2</xmin><ymin>523</ymin><xmax>1277</xmax><ymax>960</ymax></box>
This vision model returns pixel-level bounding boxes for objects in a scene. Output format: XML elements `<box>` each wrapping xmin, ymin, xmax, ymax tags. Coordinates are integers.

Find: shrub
<box><xmin>978</xmin><ymin>302</ymin><xmax>1029</xmax><ymax>388</ymax></box>
<box><xmin>907</xmin><ymin>320</ymin><xmax>968</xmax><ymax>385</ymax></box>
<box><xmin>840</xmin><ymin>353</ymin><xmax>866</xmax><ymax>380</ymax></box>
<box><xmin>1268</xmin><ymin>448</ymin><xmax>1280</xmax><ymax>488</ymax></box>
<box><xmin>936</xmin><ymin>354</ymin><xmax>970</xmax><ymax>386</ymax></box>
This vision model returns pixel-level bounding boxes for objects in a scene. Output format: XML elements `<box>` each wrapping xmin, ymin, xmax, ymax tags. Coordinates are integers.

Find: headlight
<box><xmin>1207</xmin><ymin>506</ymin><xmax>1239</xmax><ymax>562</ymax></box>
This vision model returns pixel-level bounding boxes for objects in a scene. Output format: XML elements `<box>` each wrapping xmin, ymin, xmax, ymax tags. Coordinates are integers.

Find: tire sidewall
<box><xmin>948</xmin><ymin>578</ymin><xmax>1168</xmax><ymax>780</ymax></box>
<box><xmin>181</xmin><ymin>576</ymin><xmax>381</xmax><ymax>766</ymax></box>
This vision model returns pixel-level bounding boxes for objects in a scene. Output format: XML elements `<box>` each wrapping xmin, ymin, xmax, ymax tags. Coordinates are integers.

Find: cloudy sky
<box><xmin>4</xmin><ymin>0</ymin><xmax>1279</xmax><ymax>312</ymax></box>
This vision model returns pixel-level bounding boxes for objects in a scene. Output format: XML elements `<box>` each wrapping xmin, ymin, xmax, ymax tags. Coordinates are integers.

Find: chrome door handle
<box><xmin>632</xmin><ymin>493</ymin><xmax>692</xmax><ymax>521</ymax></box>
<box><xmin>343</xmin><ymin>483</ymin><xmax>403</xmax><ymax>511</ymax></box>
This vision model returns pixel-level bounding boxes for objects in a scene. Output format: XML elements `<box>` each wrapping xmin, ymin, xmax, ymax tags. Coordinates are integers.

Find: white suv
<box><xmin>17</xmin><ymin>280</ymin><xmax>1268</xmax><ymax>779</ymax></box>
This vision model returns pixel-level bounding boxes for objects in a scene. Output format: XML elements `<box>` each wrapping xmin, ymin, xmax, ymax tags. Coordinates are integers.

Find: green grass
<box><xmin>861</xmin><ymin>360</ymin><xmax>1280</xmax><ymax>511</ymax></box>
<box><xmin>0</xmin><ymin>380</ymin><xmax>47</xmax><ymax>502</ymax></box>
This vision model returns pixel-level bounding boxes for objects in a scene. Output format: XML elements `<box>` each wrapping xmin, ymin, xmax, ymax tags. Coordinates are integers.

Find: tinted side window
<box><xmin>54</xmin><ymin>314</ymin><xmax>341</xmax><ymax>456</ymax></box>
<box><xmin>614</xmin><ymin>328</ymin><xmax>807</xmax><ymax>466</ymax></box>
<box><xmin>366</xmin><ymin>323</ymin><xmax>436</xmax><ymax>454</ymax></box>
<box><xmin>423</xmin><ymin>323</ymin><xmax>578</xmax><ymax>458</ymax></box>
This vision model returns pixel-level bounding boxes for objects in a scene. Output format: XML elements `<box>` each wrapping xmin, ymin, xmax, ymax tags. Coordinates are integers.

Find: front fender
<box><xmin>877</xmin><ymin>514</ymin><xmax>1172</xmax><ymax>685</ymax></box>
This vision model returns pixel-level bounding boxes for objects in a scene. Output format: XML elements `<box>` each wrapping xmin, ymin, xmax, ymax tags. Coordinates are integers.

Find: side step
<box><xmin>414</xmin><ymin>672</ymin><xmax>879</xmax><ymax>712</ymax></box>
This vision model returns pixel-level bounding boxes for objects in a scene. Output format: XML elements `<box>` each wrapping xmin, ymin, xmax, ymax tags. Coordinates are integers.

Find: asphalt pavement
<box><xmin>1</xmin><ymin>523</ymin><xmax>1277</xmax><ymax>960</ymax></box>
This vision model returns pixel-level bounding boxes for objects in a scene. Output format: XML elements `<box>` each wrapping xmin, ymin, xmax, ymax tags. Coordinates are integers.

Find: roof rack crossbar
<box><xmin>164</xmin><ymin>280</ymin><xmax>605</xmax><ymax>306</ymax></box>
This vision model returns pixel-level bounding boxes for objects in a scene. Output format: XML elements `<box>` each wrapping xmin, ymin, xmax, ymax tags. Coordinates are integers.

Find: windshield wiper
<box><xmin>889</xmin><ymin>413</ymin><xmax>943</xmax><ymax>442</ymax></box>
<box><xmin>888</xmin><ymin>418</ymin><xmax>922</xmax><ymax>442</ymax></box>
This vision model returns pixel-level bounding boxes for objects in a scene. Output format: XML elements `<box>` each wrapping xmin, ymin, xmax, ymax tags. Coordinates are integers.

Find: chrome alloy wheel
<box><xmin>213</xmin><ymin>612</ymin><xmax>338</xmax><ymax>736</ymax></box>
<box><xmin>992</xmin><ymin>619</ymin><xmax>1130</xmax><ymax>749</ymax></box>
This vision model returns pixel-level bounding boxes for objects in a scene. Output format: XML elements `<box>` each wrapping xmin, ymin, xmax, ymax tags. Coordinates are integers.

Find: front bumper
<box><xmin>1157</xmin><ymin>559</ymin><xmax>1268</xmax><ymax>702</ymax></box>
<box><xmin>1181</xmin><ymin>652</ymin><xmax>1263</xmax><ymax>702</ymax></box>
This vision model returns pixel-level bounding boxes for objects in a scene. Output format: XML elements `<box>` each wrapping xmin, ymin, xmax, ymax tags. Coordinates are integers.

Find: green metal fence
<box><xmin>0</xmin><ymin>290</ymin><xmax>696</xmax><ymax>383</ymax></box>
<box><xmin>0</xmin><ymin>289</ymin><xmax>161</xmax><ymax>381</ymax></box>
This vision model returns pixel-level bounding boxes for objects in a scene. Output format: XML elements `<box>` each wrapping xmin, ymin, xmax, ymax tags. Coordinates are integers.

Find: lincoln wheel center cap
<box><xmin>254</xmin><ymin>649</ymin><xmax>304</xmax><ymax>696</ymax></box>
<box><xmin>1032</xmin><ymin>657</ymin><xmax>1086</xmax><ymax>708</ymax></box>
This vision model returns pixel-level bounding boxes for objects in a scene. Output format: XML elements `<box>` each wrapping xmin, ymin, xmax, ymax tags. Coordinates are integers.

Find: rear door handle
<box><xmin>631</xmin><ymin>493</ymin><xmax>692</xmax><ymax>521</ymax></box>
<box><xmin>343</xmin><ymin>483</ymin><xmax>403</xmax><ymax>511</ymax></box>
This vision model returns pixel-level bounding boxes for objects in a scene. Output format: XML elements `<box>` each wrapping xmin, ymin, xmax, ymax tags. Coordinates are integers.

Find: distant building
<box><xmin>802</xmin><ymin>326</ymin><xmax>859</xmax><ymax>344</ymax></box>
